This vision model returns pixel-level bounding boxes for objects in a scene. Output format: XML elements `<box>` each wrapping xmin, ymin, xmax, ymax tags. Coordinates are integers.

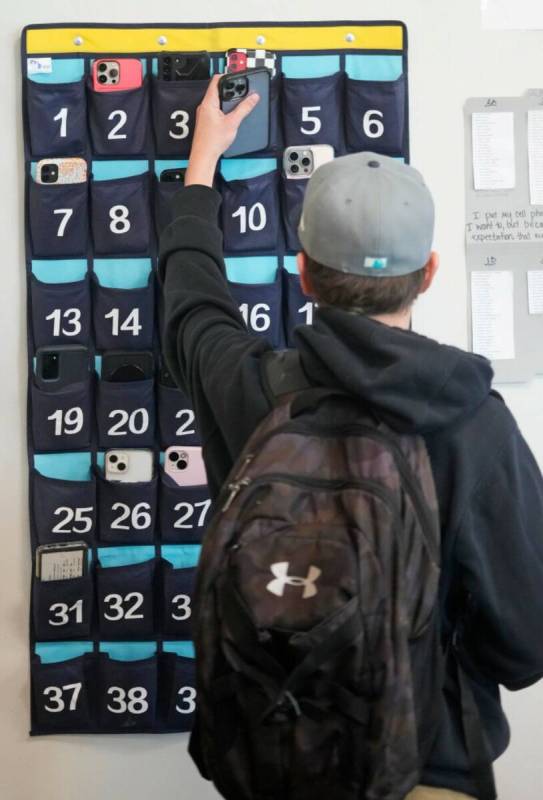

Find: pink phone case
<box><xmin>164</xmin><ymin>446</ymin><xmax>207</xmax><ymax>486</ymax></box>
<box><xmin>92</xmin><ymin>58</ymin><xmax>143</xmax><ymax>92</ymax></box>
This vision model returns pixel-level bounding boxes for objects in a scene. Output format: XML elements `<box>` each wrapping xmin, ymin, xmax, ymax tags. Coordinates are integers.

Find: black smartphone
<box><xmin>35</xmin><ymin>346</ymin><xmax>91</xmax><ymax>392</ymax></box>
<box><xmin>160</xmin><ymin>168</ymin><xmax>186</xmax><ymax>184</ymax></box>
<box><xmin>219</xmin><ymin>69</ymin><xmax>270</xmax><ymax>157</ymax></box>
<box><xmin>101</xmin><ymin>351</ymin><xmax>154</xmax><ymax>382</ymax></box>
<box><xmin>158</xmin><ymin>52</ymin><xmax>210</xmax><ymax>81</ymax></box>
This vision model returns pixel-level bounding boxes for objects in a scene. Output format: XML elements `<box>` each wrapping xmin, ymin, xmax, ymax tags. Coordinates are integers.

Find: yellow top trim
<box><xmin>26</xmin><ymin>24</ymin><xmax>404</xmax><ymax>55</ymax></box>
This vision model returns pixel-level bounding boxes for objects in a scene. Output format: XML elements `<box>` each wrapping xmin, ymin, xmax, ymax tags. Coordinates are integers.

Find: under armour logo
<box><xmin>266</xmin><ymin>561</ymin><xmax>321</xmax><ymax>599</ymax></box>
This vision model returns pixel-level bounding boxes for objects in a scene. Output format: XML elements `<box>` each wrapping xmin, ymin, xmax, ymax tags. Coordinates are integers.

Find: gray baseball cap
<box><xmin>297</xmin><ymin>152</ymin><xmax>435</xmax><ymax>277</ymax></box>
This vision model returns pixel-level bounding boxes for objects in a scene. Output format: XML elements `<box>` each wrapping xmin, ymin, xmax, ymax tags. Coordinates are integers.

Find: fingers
<box><xmin>229</xmin><ymin>92</ymin><xmax>260</xmax><ymax>125</ymax></box>
<box><xmin>204</xmin><ymin>73</ymin><xmax>222</xmax><ymax>108</ymax></box>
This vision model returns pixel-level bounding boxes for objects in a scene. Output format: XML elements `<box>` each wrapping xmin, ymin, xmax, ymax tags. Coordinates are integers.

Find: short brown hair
<box><xmin>305</xmin><ymin>256</ymin><xmax>426</xmax><ymax>316</ymax></box>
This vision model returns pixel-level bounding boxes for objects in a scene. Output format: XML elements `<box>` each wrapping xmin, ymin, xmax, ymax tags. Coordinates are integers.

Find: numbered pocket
<box><xmin>345</xmin><ymin>75</ymin><xmax>406</xmax><ymax>155</ymax></box>
<box><xmin>151</xmin><ymin>77</ymin><xmax>209</xmax><ymax>157</ymax></box>
<box><xmin>157</xmin><ymin>383</ymin><xmax>200</xmax><ymax>448</ymax></box>
<box><xmin>32</xmin><ymin>654</ymin><xmax>94</xmax><ymax>732</ymax></box>
<box><xmin>29</xmin><ymin>179</ymin><xmax>88</xmax><ymax>258</ymax></box>
<box><xmin>98</xmin><ymin>654</ymin><xmax>157</xmax><ymax>731</ymax></box>
<box><xmin>31</xmin><ymin>274</ymin><xmax>91</xmax><ymax>348</ymax></box>
<box><xmin>26</xmin><ymin>78</ymin><xmax>87</xmax><ymax>157</ymax></box>
<box><xmin>282</xmin><ymin>72</ymin><xmax>344</xmax><ymax>151</ymax></box>
<box><xmin>31</xmin><ymin>377</ymin><xmax>93</xmax><ymax>452</ymax></box>
<box><xmin>283</xmin><ymin>269</ymin><xmax>317</xmax><ymax>347</ymax></box>
<box><xmin>31</xmin><ymin>468</ymin><xmax>96</xmax><ymax>545</ymax></box>
<box><xmin>280</xmin><ymin>176</ymin><xmax>308</xmax><ymax>252</ymax></box>
<box><xmin>221</xmin><ymin>170</ymin><xmax>280</xmax><ymax>254</ymax></box>
<box><xmin>153</xmin><ymin>176</ymin><xmax>180</xmax><ymax>237</ymax></box>
<box><xmin>32</xmin><ymin>572</ymin><xmax>93</xmax><ymax>641</ymax></box>
<box><xmin>159</xmin><ymin>470</ymin><xmax>211</xmax><ymax>544</ymax></box>
<box><xmin>97</xmin><ymin>470</ymin><xmax>157</xmax><ymax>544</ymax></box>
<box><xmin>88</xmin><ymin>78</ymin><xmax>150</xmax><ymax>156</ymax></box>
<box><xmin>160</xmin><ymin>653</ymin><xmax>197</xmax><ymax>730</ymax></box>
<box><xmin>91</xmin><ymin>172</ymin><xmax>151</xmax><ymax>257</ymax></box>
<box><xmin>96</xmin><ymin>377</ymin><xmax>155</xmax><ymax>449</ymax></box>
<box><xmin>228</xmin><ymin>274</ymin><xmax>283</xmax><ymax>348</ymax></box>
<box><xmin>268</xmin><ymin>76</ymin><xmax>284</xmax><ymax>152</ymax></box>
<box><xmin>96</xmin><ymin>558</ymin><xmax>156</xmax><ymax>638</ymax></box>
<box><xmin>161</xmin><ymin>561</ymin><xmax>197</xmax><ymax>638</ymax></box>
<box><xmin>92</xmin><ymin>274</ymin><xmax>155</xmax><ymax>351</ymax></box>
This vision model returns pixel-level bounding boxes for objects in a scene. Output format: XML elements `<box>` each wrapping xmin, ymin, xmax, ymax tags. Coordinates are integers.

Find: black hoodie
<box><xmin>159</xmin><ymin>185</ymin><xmax>543</xmax><ymax>797</ymax></box>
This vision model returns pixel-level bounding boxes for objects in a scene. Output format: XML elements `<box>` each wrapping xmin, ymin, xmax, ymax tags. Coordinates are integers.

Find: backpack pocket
<box><xmin>151</xmin><ymin>77</ymin><xmax>209</xmax><ymax>157</ymax></box>
<box><xmin>31</xmin><ymin>468</ymin><xmax>96</xmax><ymax>546</ymax></box>
<box><xmin>90</xmin><ymin>172</ymin><xmax>151</xmax><ymax>257</ymax></box>
<box><xmin>228</xmin><ymin>273</ymin><xmax>283</xmax><ymax>348</ymax></box>
<box><xmin>97</xmin><ymin>468</ymin><xmax>157</xmax><ymax>544</ymax></box>
<box><xmin>220</xmin><ymin>169</ymin><xmax>280</xmax><ymax>254</ymax></box>
<box><xmin>88</xmin><ymin>77</ymin><xmax>150</xmax><ymax>156</ymax></box>
<box><xmin>282</xmin><ymin>72</ymin><xmax>344</xmax><ymax>152</ymax></box>
<box><xmin>158</xmin><ymin>469</ymin><xmax>211</xmax><ymax>544</ymax></box>
<box><xmin>96</xmin><ymin>554</ymin><xmax>156</xmax><ymax>638</ymax></box>
<box><xmin>92</xmin><ymin>274</ymin><xmax>155</xmax><ymax>351</ymax></box>
<box><xmin>96</xmin><ymin>377</ymin><xmax>155</xmax><ymax>449</ymax></box>
<box><xmin>280</xmin><ymin>175</ymin><xmax>308</xmax><ymax>252</ymax></box>
<box><xmin>32</xmin><ymin>653</ymin><xmax>94</xmax><ymax>732</ymax></box>
<box><xmin>97</xmin><ymin>653</ymin><xmax>157</xmax><ymax>731</ymax></box>
<box><xmin>30</xmin><ymin>273</ymin><xmax>91</xmax><ymax>348</ymax></box>
<box><xmin>29</xmin><ymin>179</ymin><xmax>88</xmax><ymax>258</ymax></box>
<box><xmin>32</xmin><ymin>571</ymin><xmax>93</xmax><ymax>640</ymax></box>
<box><xmin>26</xmin><ymin>77</ymin><xmax>87</xmax><ymax>157</ymax></box>
<box><xmin>160</xmin><ymin>652</ymin><xmax>197</xmax><ymax>730</ymax></box>
<box><xmin>157</xmin><ymin>382</ymin><xmax>200</xmax><ymax>448</ymax></box>
<box><xmin>345</xmin><ymin>74</ymin><xmax>406</xmax><ymax>156</ymax></box>
<box><xmin>31</xmin><ymin>376</ymin><xmax>93</xmax><ymax>452</ymax></box>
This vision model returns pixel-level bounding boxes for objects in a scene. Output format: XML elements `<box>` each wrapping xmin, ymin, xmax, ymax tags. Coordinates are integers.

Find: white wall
<box><xmin>2</xmin><ymin>1</ymin><xmax>543</xmax><ymax>797</ymax></box>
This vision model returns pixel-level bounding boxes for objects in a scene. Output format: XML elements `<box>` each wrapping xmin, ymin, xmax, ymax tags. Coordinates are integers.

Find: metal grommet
<box><xmin>256</xmin><ymin>35</ymin><xmax>266</xmax><ymax>45</ymax></box>
<box><xmin>73</xmin><ymin>36</ymin><xmax>83</xmax><ymax>46</ymax></box>
<box><xmin>345</xmin><ymin>32</ymin><xmax>355</xmax><ymax>43</ymax></box>
<box><xmin>158</xmin><ymin>35</ymin><xmax>168</xmax><ymax>46</ymax></box>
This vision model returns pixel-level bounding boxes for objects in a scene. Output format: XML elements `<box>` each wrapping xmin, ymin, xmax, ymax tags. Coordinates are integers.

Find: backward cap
<box><xmin>298</xmin><ymin>152</ymin><xmax>435</xmax><ymax>277</ymax></box>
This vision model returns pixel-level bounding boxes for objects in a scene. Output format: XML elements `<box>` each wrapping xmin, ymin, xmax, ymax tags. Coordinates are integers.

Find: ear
<box><xmin>297</xmin><ymin>251</ymin><xmax>313</xmax><ymax>297</ymax></box>
<box><xmin>419</xmin><ymin>251</ymin><xmax>439</xmax><ymax>295</ymax></box>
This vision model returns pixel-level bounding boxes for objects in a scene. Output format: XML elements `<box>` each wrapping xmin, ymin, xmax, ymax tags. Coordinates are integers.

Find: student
<box><xmin>159</xmin><ymin>76</ymin><xmax>543</xmax><ymax>800</ymax></box>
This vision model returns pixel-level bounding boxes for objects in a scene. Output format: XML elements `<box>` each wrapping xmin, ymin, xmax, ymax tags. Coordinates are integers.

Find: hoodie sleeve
<box><xmin>455</xmin><ymin>423</ymin><xmax>543</xmax><ymax>690</ymax></box>
<box><xmin>157</xmin><ymin>184</ymin><xmax>272</xmax><ymax>462</ymax></box>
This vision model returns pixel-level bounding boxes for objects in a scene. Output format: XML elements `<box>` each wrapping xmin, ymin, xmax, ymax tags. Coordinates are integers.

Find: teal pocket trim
<box><xmin>283</xmin><ymin>255</ymin><xmax>299</xmax><ymax>275</ymax></box>
<box><xmin>154</xmin><ymin>158</ymin><xmax>189</xmax><ymax>178</ymax></box>
<box><xmin>97</xmin><ymin>546</ymin><xmax>156</xmax><ymax>568</ymax></box>
<box><xmin>31</xmin><ymin>259</ymin><xmax>88</xmax><ymax>283</ymax></box>
<box><xmin>34</xmin><ymin>452</ymin><xmax>92</xmax><ymax>481</ymax></box>
<box><xmin>282</xmin><ymin>55</ymin><xmax>340</xmax><ymax>78</ymax></box>
<box><xmin>35</xmin><ymin>641</ymin><xmax>93</xmax><ymax>663</ymax></box>
<box><xmin>94</xmin><ymin>356</ymin><xmax>102</xmax><ymax>377</ymax></box>
<box><xmin>99</xmin><ymin>642</ymin><xmax>157</xmax><ymax>661</ymax></box>
<box><xmin>161</xmin><ymin>545</ymin><xmax>201</xmax><ymax>569</ymax></box>
<box><xmin>93</xmin><ymin>258</ymin><xmax>152</xmax><ymax>289</ymax></box>
<box><xmin>163</xmin><ymin>641</ymin><xmax>195</xmax><ymax>658</ymax></box>
<box><xmin>91</xmin><ymin>160</ymin><xmax>149</xmax><ymax>180</ymax></box>
<box><xmin>226</xmin><ymin>256</ymin><xmax>279</xmax><ymax>283</ymax></box>
<box><xmin>345</xmin><ymin>55</ymin><xmax>403</xmax><ymax>81</ymax></box>
<box><xmin>220</xmin><ymin>158</ymin><xmax>277</xmax><ymax>181</ymax></box>
<box><xmin>27</xmin><ymin>57</ymin><xmax>85</xmax><ymax>83</ymax></box>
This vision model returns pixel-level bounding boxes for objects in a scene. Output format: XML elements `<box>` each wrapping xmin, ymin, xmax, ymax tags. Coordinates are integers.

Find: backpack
<box><xmin>188</xmin><ymin>351</ymin><xmax>493</xmax><ymax>800</ymax></box>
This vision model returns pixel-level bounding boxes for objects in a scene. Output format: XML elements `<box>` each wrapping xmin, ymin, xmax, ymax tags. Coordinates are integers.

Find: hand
<box><xmin>185</xmin><ymin>74</ymin><xmax>260</xmax><ymax>187</ymax></box>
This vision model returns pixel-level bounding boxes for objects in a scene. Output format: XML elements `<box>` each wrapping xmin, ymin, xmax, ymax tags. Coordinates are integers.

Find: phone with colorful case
<box><xmin>92</xmin><ymin>58</ymin><xmax>143</xmax><ymax>92</ymax></box>
<box><xmin>226</xmin><ymin>48</ymin><xmax>277</xmax><ymax>78</ymax></box>
<box><xmin>164</xmin><ymin>446</ymin><xmax>207</xmax><ymax>486</ymax></box>
<box><xmin>36</xmin><ymin>157</ymin><xmax>87</xmax><ymax>184</ymax></box>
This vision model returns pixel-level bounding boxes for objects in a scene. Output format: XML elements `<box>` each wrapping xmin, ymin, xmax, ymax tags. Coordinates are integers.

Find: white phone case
<box><xmin>105</xmin><ymin>449</ymin><xmax>154</xmax><ymax>483</ymax></box>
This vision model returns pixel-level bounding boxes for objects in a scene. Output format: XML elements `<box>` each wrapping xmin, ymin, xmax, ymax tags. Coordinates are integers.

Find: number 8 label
<box><xmin>109</xmin><ymin>205</ymin><xmax>131</xmax><ymax>234</ymax></box>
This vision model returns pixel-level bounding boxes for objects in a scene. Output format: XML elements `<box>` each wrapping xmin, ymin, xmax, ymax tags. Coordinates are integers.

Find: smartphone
<box><xmin>104</xmin><ymin>449</ymin><xmax>154</xmax><ymax>482</ymax></box>
<box><xmin>160</xmin><ymin>168</ymin><xmax>186</xmax><ymax>184</ymax></box>
<box><xmin>226</xmin><ymin>48</ymin><xmax>277</xmax><ymax>79</ymax></box>
<box><xmin>283</xmin><ymin>145</ymin><xmax>335</xmax><ymax>179</ymax></box>
<box><xmin>158</xmin><ymin>52</ymin><xmax>210</xmax><ymax>81</ymax></box>
<box><xmin>36</xmin><ymin>541</ymin><xmax>88</xmax><ymax>581</ymax></box>
<box><xmin>36</xmin><ymin>157</ymin><xmax>87</xmax><ymax>185</ymax></box>
<box><xmin>101</xmin><ymin>351</ymin><xmax>154</xmax><ymax>382</ymax></box>
<box><xmin>219</xmin><ymin>69</ymin><xmax>270</xmax><ymax>157</ymax></box>
<box><xmin>164</xmin><ymin>446</ymin><xmax>207</xmax><ymax>486</ymax></box>
<box><xmin>35</xmin><ymin>346</ymin><xmax>91</xmax><ymax>391</ymax></box>
<box><xmin>92</xmin><ymin>58</ymin><xmax>143</xmax><ymax>92</ymax></box>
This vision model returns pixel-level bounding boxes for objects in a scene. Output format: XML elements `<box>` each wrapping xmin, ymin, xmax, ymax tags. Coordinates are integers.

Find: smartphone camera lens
<box><xmin>289</xmin><ymin>151</ymin><xmax>299</xmax><ymax>161</ymax></box>
<box><xmin>224</xmin><ymin>90</ymin><xmax>235</xmax><ymax>100</ymax></box>
<box><xmin>301</xmin><ymin>157</ymin><xmax>311</xmax><ymax>167</ymax></box>
<box><xmin>98</xmin><ymin>62</ymin><xmax>107</xmax><ymax>72</ymax></box>
<box><xmin>109</xmin><ymin>454</ymin><xmax>118</xmax><ymax>464</ymax></box>
<box><xmin>168</xmin><ymin>451</ymin><xmax>179</xmax><ymax>463</ymax></box>
<box><xmin>117</xmin><ymin>461</ymin><xmax>126</xmax><ymax>472</ymax></box>
<box><xmin>176</xmin><ymin>457</ymin><xmax>188</xmax><ymax>471</ymax></box>
<box><xmin>225</xmin><ymin>81</ymin><xmax>235</xmax><ymax>90</ymax></box>
<box><xmin>98</xmin><ymin>74</ymin><xmax>107</xmax><ymax>84</ymax></box>
<box><xmin>109</xmin><ymin>68</ymin><xmax>119</xmax><ymax>78</ymax></box>
<box><xmin>291</xmin><ymin>164</ymin><xmax>299</xmax><ymax>174</ymax></box>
